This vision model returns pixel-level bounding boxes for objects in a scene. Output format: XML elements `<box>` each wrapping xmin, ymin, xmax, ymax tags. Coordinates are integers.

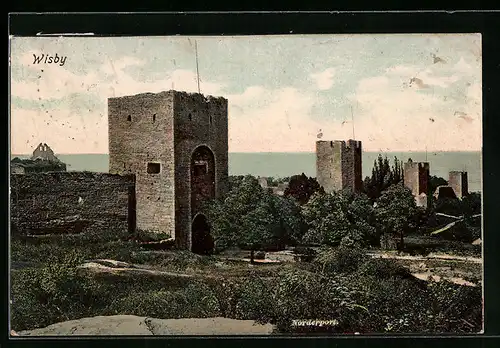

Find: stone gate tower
<box><xmin>108</xmin><ymin>90</ymin><xmax>228</xmax><ymax>252</ymax></box>
<box><xmin>316</xmin><ymin>139</ymin><xmax>362</xmax><ymax>193</ymax></box>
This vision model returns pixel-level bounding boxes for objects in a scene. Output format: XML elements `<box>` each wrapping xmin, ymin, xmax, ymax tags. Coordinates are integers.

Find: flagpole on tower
<box><xmin>350</xmin><ymin>105</ymin><xmax>355</xmax><ymax>140</ymax></box>
<box><xmin>195</xmin><ymin>40</ymin><xmax>201</xmax><ymax>94</ymax></box>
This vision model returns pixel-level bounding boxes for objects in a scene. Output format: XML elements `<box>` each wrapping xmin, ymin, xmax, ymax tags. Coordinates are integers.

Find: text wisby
<box><xmin>33</xmin><ymin>54</ymin><xmax>67</xmax><ymax>67</ymax></box>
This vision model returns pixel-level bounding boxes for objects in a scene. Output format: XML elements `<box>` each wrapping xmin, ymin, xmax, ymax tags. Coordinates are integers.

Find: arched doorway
<box><xmin>191</xmin><ymin>214</ymin><xmax>214</xmax><ymax>255</ymax></box>
<box><xmin>190</xmin><ymin>146</ymin><xmax>216</xmax><ymax>254</ymax></box>
<box><xmin>191</xmin><ymin>145</ymin><xmax>216</xmax><ymax>213</ymax></box>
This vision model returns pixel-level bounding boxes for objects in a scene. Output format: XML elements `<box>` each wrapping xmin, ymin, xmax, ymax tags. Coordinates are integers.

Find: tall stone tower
<box><xmin>316</xmin><ymin>139</ymin><xmax>362</xmax><ymax>193</ymax></box>
<box><xmin>108</xmin><ymin>90</ymin><xmax>228</xmax><ymax>252</ymax></box>
<box><xmin>449</xmin><ymin>171</ymin><xmax>468</xmax><ymax>199</ymax></box>
<box><xmin>403</xmin><ymin>159</ymin><xmax>430</xmax><ymax>206</ymax></box>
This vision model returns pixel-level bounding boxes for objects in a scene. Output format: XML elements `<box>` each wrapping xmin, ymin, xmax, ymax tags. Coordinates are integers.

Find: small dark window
<box><xmin>209</xmin><ymin>115</ymin><xmax>212</xmax><ymax>124</ymax></box>
<box><xmin>147</xmin><ymin>162</ymin><xmax>161</xmax><ymax>174</ymax></box>
<box><xmin>127</xmin><ymin>115</ymin><xmax>132</xmax><ymax>122</ymax></box>
<box><xmin>193</xmin><ymin>160</ymin><xmax>208</xmax><ymax>176</ymax></box>
<box><xmin>188</xmin><ymin>113</ymin><xmax>192</xmax><ymax>121</ymax></box>
<box><xmin>153</xmin><ymin>114</ymin><xmax>156</xmax><ymax>122</ymax></box>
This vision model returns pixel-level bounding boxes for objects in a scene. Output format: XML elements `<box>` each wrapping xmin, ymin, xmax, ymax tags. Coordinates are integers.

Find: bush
<box><xmin>314</xmin><ymin>247</ymin><xmax>368</xmax><ymax>274</ymax></box>
<box><xmin>357</xmin><ymin>258</ymin><xmax>414</xmax><ymax>280</ymax></box>
<box><xmin>106</xmin><ymin>282</ymin><xmax>221</xmax><ymax>319</ymax></box>
<box><xmin>233</xmin><ymin>276</ymin><xmax>277</xmax><ymax>323</ymax></box>
<box><xmin>10</xmin><ymin>251</ymin><xmax>103</xmax><ymax>331</ymax></box>
<box><xmin>292</xmin><ymin>246</ymin><xmax>317</xmax><ymax>262</ymax></box>
<box><xmin>428</xmin><ymin>281</ymin><xmax>483</xmax><ymax>333</ymax></box>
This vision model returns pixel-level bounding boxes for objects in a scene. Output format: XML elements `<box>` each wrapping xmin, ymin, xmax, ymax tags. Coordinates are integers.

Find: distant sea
<box><xmin>11</xmin><ymin>151</ymin><xmax>482</xmax><ymax>193</ymax></box>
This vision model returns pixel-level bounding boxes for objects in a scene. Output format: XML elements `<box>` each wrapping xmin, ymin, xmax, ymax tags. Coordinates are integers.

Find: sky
<box><xmin>10</xmin><ymin>34</ymin><xmax>482</xmax><ymax>154</ymax></box>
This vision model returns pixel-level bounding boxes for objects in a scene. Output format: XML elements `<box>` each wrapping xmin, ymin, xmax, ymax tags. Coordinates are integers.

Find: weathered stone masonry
<box><xmin>10</xmin><ymin>172</ymin><xmax>135</xmax><ymax>236</ymax></box>
<box><xmin>108</xmin><ymin>90</ymin><xmax>228</xmax><ymax>250</ymax></box>
<box><xmin>316</xmin><ymin>140</ymin><xmax>362</xmax><ymax>194</ymax></box>
<box><xmin>403</xmin><ymin>159</ymin><xmax>429</xmax><ymax>197</ymax></box>
<box><xmin>449</xmin><ymin>171</ymin><xmax>468</xmax><ymax>199</ymax></box>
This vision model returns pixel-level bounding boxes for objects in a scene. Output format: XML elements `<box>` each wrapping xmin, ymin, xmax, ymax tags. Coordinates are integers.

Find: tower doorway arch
<box><xmin>190</xmin><ymin>145</ymin><xmax>216</xmax><ymax>254</ymax></box>
<box><xmin>191</xmin><ymin>145</ymin><xmax>216</xmax><ymax>213</ymax></box>
<box><xmin>191</xmin><ymin>213</ymin><xmax>213</xmax><ymax>255</ymax></box>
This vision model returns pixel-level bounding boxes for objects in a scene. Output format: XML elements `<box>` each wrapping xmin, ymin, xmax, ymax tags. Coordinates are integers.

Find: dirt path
<box><xmin>368</xmin><ymin>252</ymin><xmax>482</xmax><ymax>264</ymax></box>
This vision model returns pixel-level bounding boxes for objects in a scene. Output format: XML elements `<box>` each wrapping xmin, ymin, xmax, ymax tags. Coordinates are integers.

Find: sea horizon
<box><xmin>11</xmin><ymin>151</ymin><xmax>482</xmax><ymax>193</ymax></box>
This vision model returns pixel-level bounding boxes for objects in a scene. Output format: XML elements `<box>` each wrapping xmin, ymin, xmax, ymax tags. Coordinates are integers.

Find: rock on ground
<box><xmin>17</xmin><ymin>315</ymin><xmax>275</xmax><ymax>336</ymax></box>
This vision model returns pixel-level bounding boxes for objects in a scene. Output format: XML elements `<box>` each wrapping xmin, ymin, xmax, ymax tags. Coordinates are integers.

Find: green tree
<box><xmin>375</xmin><ymin>184</ymin><xmax>418</xmax><ymax>250</ymax></box>
<box><xmin>284</xmin><ymin>173</ymin><xmax>325</xmax><ymax>205</ymax></box>
<box><xmin>428</xmin><ymin>175</ymin><xmax>448</xmax><ymax>197</ymax></box>
<box><xmin>364</xmin><ymin>155</ymin><xmax>403</xmax><ymax>201</ymax></box>
<box><xmin>205</xmin><ymin>175</ymin><xmax>305</xmax><ymax>258</ymax></box>
<box><xmin>228</xmin><ymin>175</ymin><xmax>246</xmax><ymax>192</ymax></box>
<box><xmin>461</xmin><ymin>192</ymin><xmax>481</xmax><ymax>217</ymax></box>
<box><xmin>301</xmin><ymin>191</ymin><xmax>377</xmax><ymax>247</ymax></box>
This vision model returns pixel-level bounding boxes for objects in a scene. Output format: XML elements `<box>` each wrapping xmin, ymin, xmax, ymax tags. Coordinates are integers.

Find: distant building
<box><xmin>31</xmin><ymin>143</ymin><xmax>59</xmax><ymax>162</ymax></box>
<box><xmin>433</xmin><ymin>185</ymin><xmax>458</xmax><ymax>200</ymax></box>
<box><xmin>403</xmin><ymin>158</ymin><xmax>430</xmax><ymax>208</ymax></box>
<box><xmin>10</xmin><ymin>143</ymin><xmax>66</xmax><ymax>174</ymax></box>
<box><xmin>271</xmin><ymin>183</ymin><xmax>287</xmax><ymax>196</ymax></box>
<box><xmin>316</xmin><ymin>139</ymin><xmax>362</xmax><ymax>194</ymax></box>
<box><xmin>448</xmin><ymin>171</ymin><xmax>468</xmax><ymax>199</ymax></box>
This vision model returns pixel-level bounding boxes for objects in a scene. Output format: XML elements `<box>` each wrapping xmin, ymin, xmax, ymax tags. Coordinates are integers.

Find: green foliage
<box><xmin>357</xmin><ymin>258</ymin><xmax>414</xmax><ymax>280</ymax></box>
<box><xmin>233</xmin><ymin>276</ymin><xmax>278</xmax><ymax>323</ymax></box>
<box><xmin>363</xmin><ymin>155</ymin><xmax>403</xmax><ymax>201</ymax></box>
<box><xmin>434</xmin><ymin>197</ymin><xmax>464</xmax><ymax>217</ymax></box>
<box><xmin>272</xmin><ymin>269</ymin><xmax>366</xmax><ymax>332</ymax></box>
<box><xmin>228</xmin><ymin>175</ymin><xmax>246</xmax><ymax>192</ymax></box>
<box><xmin>106</xmin><ymin>282</ymin><xmax>221</xmax><ymax>319</ymax></box>
<box><xmin>266</xmin><ymin>176</ymin><xmax>289</xmax><ymax>187</ymax></box>
<box><xmin>375</xmin><ymin>184</ymin><xmax>418</xmax><ymax>249</ymax></box>
<box><xmin>462</xmin><ymin>192</ymin><xmax>482</xmax><ymax>217</ymax></box>
<box><xmin>11</xmin><ymin>157</ymin><xmax>66</xmax><ymax>172</ymax></box>
<box><xmin>11</xmin><ymin>246</ymin><xmax>483</xmax><ymax>335</ymax></box>
<box><xmin>205</xmin><ymin>175</ymin><xmax>305</xmax><ymax>253</ymax></box>
<box><xmin>428</xmin><ymin>175</ymin><xmax>448</xmax><ymax>196</ymax></box>
<box><xmin>283</xmin><ymin>173</ymin><xmax>325</xmax><ymax>205</ymax></box>
<box><xmin>314</xmin><ymin>247</ymin><xmax>368</xmax><ymax>274</ymax></box>
<box><xmin>11</xmin><ymin>251</ymin><xmax>103</xmax><ymax>331</ymax></box>
<box><xmin>425</xmin><ymin>192</ymin><xmax>481</xmax><ymax>242</ymax></box>
<box><xmin>301</xmin><ymin>192</ymin><xmax>378</xmax><ymax>247</ymax></box>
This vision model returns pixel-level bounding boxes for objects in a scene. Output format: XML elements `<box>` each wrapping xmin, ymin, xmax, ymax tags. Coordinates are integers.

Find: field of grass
<box><xmin>10</xmin><ymin>230</ymin><xmax>483</xmax><ymax>335</ymax></box>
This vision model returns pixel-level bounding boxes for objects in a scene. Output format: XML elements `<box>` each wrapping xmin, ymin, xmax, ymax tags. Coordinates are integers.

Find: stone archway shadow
<box><xmin>191</xmin><ymin>213</ymin><xmax>214</xmax><ymax>255</ymax></box>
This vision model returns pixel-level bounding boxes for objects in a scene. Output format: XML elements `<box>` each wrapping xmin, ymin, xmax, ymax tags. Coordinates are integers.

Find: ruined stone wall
<box><xmin>341</xmin><ymin>140</ymin><xmax>362</xmax><ymax>193</ymax></box>
<box><xmin>10</xmin><ymin>172</ymin><xmax>135</xmax><ymax>236</ymax></box>
<box><xmin>449</xmin><ymin>171</ymin><xmax>469</xmax><ymax>199</ymax></box>
<box><xmin>316</xmin><ymin>141</ymin><xmax>343</xmax><ymax>193</ymax></box>
<box><xmin>173</xmin><ymin>92</ymin><xmax>229</xmax><ymax>249</ymax></box>
<box><xmin>31</xmin><ymin>143</ymin><xmax>58</xmax><ymax>162</ymax></box>
<box><xmin>108</xmin><ymin>92</ymin><xmax>175</xmax><ymax>236</ymax></box>
<box><xmin>403</xmin><ymin>161</ymin><xmax>429</xmax><ymax>196</ymax></box>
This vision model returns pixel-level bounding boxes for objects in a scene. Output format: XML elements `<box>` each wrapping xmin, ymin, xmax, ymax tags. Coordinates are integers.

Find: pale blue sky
<box><xmin>10</xmin><ymin>34</ymin><xmax>482</xmax><ymax>154</ymax></box>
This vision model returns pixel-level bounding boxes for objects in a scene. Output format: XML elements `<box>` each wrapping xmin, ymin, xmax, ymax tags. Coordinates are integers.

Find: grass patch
<box><xmin>10</xmin><ymin>230</ymin><xmax>483</xmax><ymax>334</ymax></box>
